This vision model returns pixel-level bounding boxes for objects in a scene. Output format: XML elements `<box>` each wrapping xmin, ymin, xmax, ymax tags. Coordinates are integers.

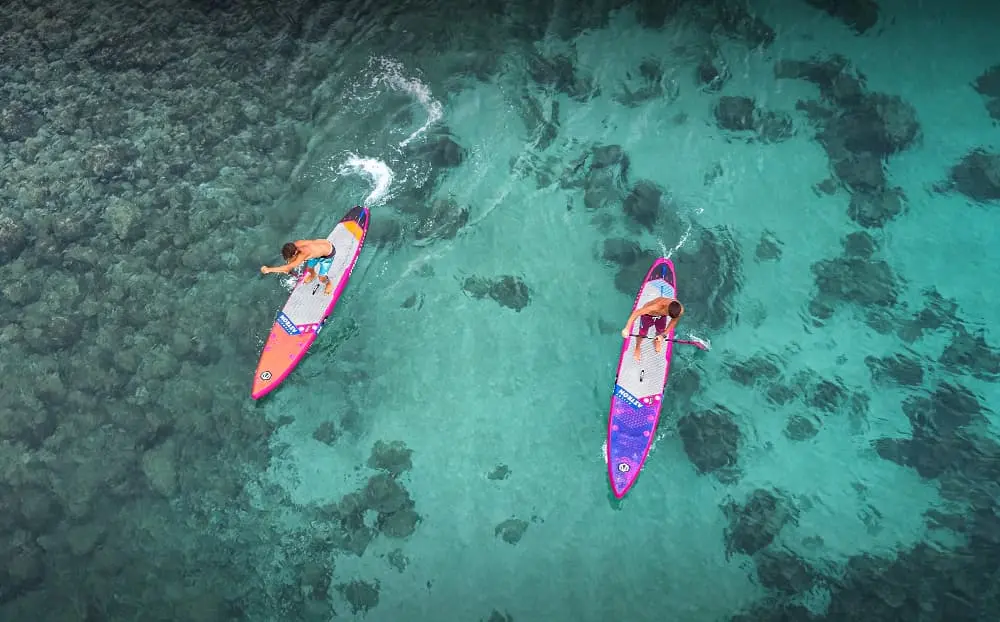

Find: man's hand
<box><xmin>621</xmin><ymin>328</ymin><xmax>629</xmax><ymax>339</ymax></box>
<box><xmin>260</xmin><ymin>266</ymin><xmax>272</xmax><ymax>274</ymax></box>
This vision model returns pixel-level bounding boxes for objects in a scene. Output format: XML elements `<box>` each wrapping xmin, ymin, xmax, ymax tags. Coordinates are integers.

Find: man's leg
<box><xmin>303</xmin><ymin>260</ymin><xmax>317</xmax><ymax>283</ymax></box>
<box><xmin>633</xmin><ymin>337</ymin><xmax>643</xmax><ymax>362</ymax></box>
<box><xmin>652</xmin><ymin>316</ymin><xmax>667</xmax><ymax>354</ymax></box>
<box><xmin>318</xmin><ymin>258</ymin><xmax>334</xmax><ymax>295</ymax></box>
<box><xmin>633</xmin><ymin>316</ymin><xmax>651</xmax><ymax>362</ymax></box>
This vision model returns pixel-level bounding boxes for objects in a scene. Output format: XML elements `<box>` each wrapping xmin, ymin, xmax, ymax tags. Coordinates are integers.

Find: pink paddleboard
<box><xmin>607</xmin><ymin>257</ymin><xmax>677</xmax><ymax>498</ymax></box>
<box><xmin>251</xmin><ymin>205</ymin><xmax>369</xmax><ymax>400</ymax></box>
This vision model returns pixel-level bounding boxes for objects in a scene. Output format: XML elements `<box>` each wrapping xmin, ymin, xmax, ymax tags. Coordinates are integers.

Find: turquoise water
<box><xmin>2</xmin><ymin>0</ymin><xmax>1000</xmax><ymax>620</ymax></box>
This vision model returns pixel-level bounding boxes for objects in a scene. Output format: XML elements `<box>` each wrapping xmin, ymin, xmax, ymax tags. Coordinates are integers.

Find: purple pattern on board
<box><xmin>609</xmin><ymin>391</ymin><xmax>663</xmax><ymax>494</ymax></box>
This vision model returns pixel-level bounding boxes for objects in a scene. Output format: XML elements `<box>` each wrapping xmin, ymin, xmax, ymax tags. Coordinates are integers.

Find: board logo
<box><xmin>614</xmin><ymin>384</ymin><xmax>643</xmax><ymax>409</ymax></box>
<box><xmin>276</xmin><ymin>312</ymin><xmax>300</xmax><ymax>335</ymax></box>
<box><xmin>617</xmin><ymin>462</ymin><xmax>630</xmax><ymax>473</ymax></box>
<box><xmin>260</xmin><ymin>371</ymin><xmax>272</xmax><ymax>381</ymax></box>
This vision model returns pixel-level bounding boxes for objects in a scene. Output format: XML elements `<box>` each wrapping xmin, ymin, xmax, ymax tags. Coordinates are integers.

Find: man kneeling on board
<box><xmin>260</xmin><ymin>239</ymin><xmax>337</xmax><ymax>295</ymax></box>
<box><xmin>621</xmin><ymin>297</ymin><xmax>684</xmax><ymax>362</ymax></box>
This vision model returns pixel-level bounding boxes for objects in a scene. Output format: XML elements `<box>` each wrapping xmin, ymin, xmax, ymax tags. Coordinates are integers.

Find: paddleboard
<box><xmin>607</xmin><ymin>257</ymin><xmax>677</xmax><ymax>498</ymax></box>
<box><xmin>251</xmin><ymin>205</ymin><xmax>370</xmax><ymax>400</ymax></box>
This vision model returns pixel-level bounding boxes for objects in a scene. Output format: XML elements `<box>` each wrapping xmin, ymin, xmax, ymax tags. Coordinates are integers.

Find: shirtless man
<box><xmin>620</xmin><ymin>296</ymin><xmax>684</xmax><ymax>362</ymax></box>
<box><xmin>260</xmin><ymin>239</ymin><xmax>337</xmax><ymax>295</ymax></box>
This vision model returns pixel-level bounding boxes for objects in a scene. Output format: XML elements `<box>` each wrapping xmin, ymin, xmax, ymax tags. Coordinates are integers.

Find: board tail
<box><xmin>342</xmin><ymin>205</ymin><xmax>368</xmax><ymax>226</ymax></box>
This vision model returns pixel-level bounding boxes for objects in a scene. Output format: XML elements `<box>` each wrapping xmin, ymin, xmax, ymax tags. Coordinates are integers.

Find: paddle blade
<box><xmin>682</xmin><ymin>336</ymin><xmax>711</xmax><ymax>351</ymax></box>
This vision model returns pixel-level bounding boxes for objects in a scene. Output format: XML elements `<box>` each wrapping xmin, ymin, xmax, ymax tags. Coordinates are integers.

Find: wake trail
<box><xmin>659</xmin><ymin>223</ymin><xmax>693</xmax><ymax>260</ymax></box>
<box><xmin>370</xmin><ymin>56</ymin><xmax>443</xmax><ymax>148</ymax></box>
<box><xmin>657</xmin><ymin>208</ymin><xmax>711</xmax><ymax>351</ymax></box>
<box><xmin>338</xmin><ymin>154</ymin><xmax>394</xmax><ymax>207</ymax></box>
<box><xmin>659</xmin><ymin>205</ymin><xmax>704</xmax><ymax>259</ymax></box>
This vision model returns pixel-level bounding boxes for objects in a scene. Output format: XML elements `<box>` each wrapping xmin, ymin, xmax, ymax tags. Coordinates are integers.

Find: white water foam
<box><xmin>660</xmin><ymin>222</ymin><xmax>692</xmax><ymax>260</ymax></box>
<box><xmin>370</xmin><ymin>56</ymin><xmax>443</xmax><ymax>148</ymax></box>
<box><xmin>659</xmin><ymin>204</ymin><xmax>705</xmax><ymax>259</ymax></box>
<box><xmin>338</xmin><ymin>154</ymin><xmax>394</xmax><ymax>206</ymax></box>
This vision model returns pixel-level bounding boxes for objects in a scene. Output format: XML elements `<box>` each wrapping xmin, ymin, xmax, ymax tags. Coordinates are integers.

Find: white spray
<box><xmin>370</xmin><ymin>56</ymin><xmax>443</xmax><ymax>148</ymax></box>
<box><xmin>339</xmin><ymin>154</ymin><xmax>394</xmax><ymax>206</ymax></box>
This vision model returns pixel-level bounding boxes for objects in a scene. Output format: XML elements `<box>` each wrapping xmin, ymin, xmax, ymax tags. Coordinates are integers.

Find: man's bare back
<box><xmin>636</xmin><ymin>297</ymin><xmax>673</xmax><ymax>317</ymax></box>
<box><xmin>291</xmin><ymin>239</ymin><xmax>334</xmax><ymax>260</ymax></box>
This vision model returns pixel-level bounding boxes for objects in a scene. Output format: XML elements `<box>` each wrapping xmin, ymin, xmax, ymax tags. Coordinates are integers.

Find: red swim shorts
<box><xmin>639</xmin><ymin>314</ymin><xmax>667</xmax><ymax>335</ymax></box>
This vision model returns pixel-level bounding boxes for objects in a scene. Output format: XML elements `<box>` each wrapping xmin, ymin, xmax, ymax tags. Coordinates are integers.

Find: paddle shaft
<box><xmin>628</xmin><ymin>332</ymin><xmax>708</xmax><ymax>350</ymax></box>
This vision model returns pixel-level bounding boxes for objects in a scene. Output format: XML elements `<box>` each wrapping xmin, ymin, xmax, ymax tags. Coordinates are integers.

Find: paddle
<box><xmin>627</xmin><ymin>332</ymin><xmax>711</xmax><ymax>351</ymax></box>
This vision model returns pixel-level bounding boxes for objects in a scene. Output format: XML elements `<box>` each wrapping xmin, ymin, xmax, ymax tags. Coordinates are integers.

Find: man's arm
<box><xmin>621</xmin><ymin>310</ymin><xmax>641</xmax><ymax>336</ymax></box>
<box><xmin>261</xmin><ymin>254</ymin><xmax>306</xmax><ymax>275</ymax></box>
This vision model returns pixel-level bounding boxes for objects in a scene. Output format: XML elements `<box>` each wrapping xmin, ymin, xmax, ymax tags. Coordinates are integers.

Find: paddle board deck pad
<box><xmin>251</xmin><ymin>205</ymin><xmax>370</xmax><ymax>399</ymax></box>
<box><xmin>607</xmin><ymin>257</ymin><xmax>677</xmax><ymax>498</ymax></box>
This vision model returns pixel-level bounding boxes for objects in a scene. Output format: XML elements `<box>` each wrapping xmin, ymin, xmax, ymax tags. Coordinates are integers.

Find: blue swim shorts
<box><xmin>305</xmin><ymin>253</ymin><xmax>335</xmax><ymax>277</ymax></box>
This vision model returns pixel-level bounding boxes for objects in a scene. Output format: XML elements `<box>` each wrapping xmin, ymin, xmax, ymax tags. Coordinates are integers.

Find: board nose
<box><xmin>251</xmin><ymin>325</ymin><xmax>312</xmax><ymax>399</ymax></box>
<box><xmin>610</xmin><ymin>457</ymin><xmax>640</xmax><ymax>497</ymax></box>
<box><xmin>251</xmin><ymin>371</ymin><xmax>276</xmax><ymax>399</ymax></box>
<box><xmin>612</xmin><ymin>474</ymin><xmax>635</xmax><ymax>498</ymax></box>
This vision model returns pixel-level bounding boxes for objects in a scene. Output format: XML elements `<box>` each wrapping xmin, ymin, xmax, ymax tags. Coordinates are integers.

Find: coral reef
<box><xmin>803</xmin><ymin>0</ymin><xmax>881</xmax><ymax>34</ymax></box>
<box><xmin>462</xmin><ymin>275</ymin><xmax>532</xmax><ymax>311</ymax></box>
<box><xmin>677</xmin><ymin>406</ymin><xmax>742</xmax><ymax>481</ymax></box>
<box><xmin>940</xmin><ymin>149</ymin><xmax>1000</xmax><ymax>203</ymax></box>
<box><xmin>972</xmin><ymin>63</ymin><xmax>1000</xmax><ymax>121</ymax></box>
<box><xmin>776</xmin><ymin>54</ymin><xmax>920</xmax><ymax>227</ymax></box>
<box><xmin>495</xmin><ymin>518</ymin><xmax>530</xmax><ymax>544</ymax></box>
<box><xmin>713</xmin><ymin>95</ymin><xmax>795</xmax><ymax>143</ymax></box>
<box><xmin>723</xmin><ymin>488</ymin><xmax>800</xmax><ymax>557</ymax></box>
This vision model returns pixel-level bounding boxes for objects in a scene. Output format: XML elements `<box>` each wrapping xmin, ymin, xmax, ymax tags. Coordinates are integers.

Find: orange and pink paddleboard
<box><xmin>251</xmin><ymin>205</ymin><xmax>370</xmax><ymax>399</ymax></box>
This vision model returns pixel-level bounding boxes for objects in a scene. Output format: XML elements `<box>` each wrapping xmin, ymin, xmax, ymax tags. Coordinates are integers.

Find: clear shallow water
<box><xmin>2</xmin><ymin>0</ymin><xmax>1000</xmax><ymax>621</ymax></box>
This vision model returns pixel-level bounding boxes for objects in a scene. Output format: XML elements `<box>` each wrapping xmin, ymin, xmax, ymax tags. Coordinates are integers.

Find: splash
<box><xmin>660</xmin><ymin>222</ymin><xmax>693</xmax><ymax>260</ymax></box>
<box><xmin>371</xmin><ymin>56</ymin><xmax>443</xmax><ymax>148</ymax></box>
<box><xmin>660</xmin><ymin>204</ymin><xmax>705</xmax><ymax>259</ymax></box>
<box><xmin>339</xmin><ymin>154</ymin><xmax>394</xmax><ymax>207</ymax></box>
<box><xmin>280</xmin><ymin>273</ymin><xmax>298</xmax><ymax>293</ymax></box>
